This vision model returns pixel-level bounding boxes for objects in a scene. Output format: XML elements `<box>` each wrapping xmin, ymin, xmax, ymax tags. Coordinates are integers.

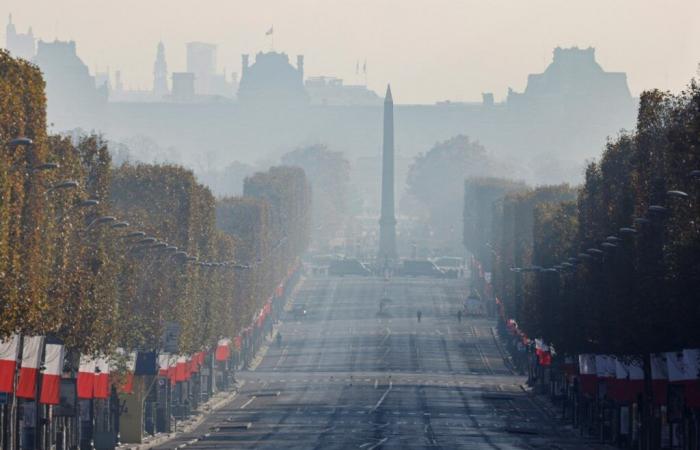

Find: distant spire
<box><xmin>385</xmin><ymin>84</ymin><xmax>392</xmax><ymax>103</ymax></box>
<box><xmin>153</xmin><ymin>41</ymin><xmax>169</xmax><ymax>97</ymax></box>
<box><xmin>8</xmin><ymin>13</ymin><xmax>12</xmax><ymax>25</ymax></box>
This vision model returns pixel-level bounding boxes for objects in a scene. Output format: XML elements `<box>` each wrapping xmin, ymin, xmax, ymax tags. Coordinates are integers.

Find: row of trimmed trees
<box><xmin>464</xmin><ymin>78</ymin><xmax>700</xmax><ymax>448</ymax></box>
<box><xmin>0</xmin><ymin>49</ymin><xmax>311</xmax><ymax>359</ymax></box>
<box><xmin>466</xmin><ymin>80</ymin><xmax>700</xmax><ymax>358</ymax></box>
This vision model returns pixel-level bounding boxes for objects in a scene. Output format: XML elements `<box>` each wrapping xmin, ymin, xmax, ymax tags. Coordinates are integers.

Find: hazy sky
<box><xmin>2</xmin><ymin>0</ymin><xmax>699</xmax><ymax>104</ymax></box>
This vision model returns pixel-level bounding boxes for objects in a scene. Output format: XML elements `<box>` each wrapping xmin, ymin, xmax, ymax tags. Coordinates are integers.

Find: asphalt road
<box><xmin>156</xmin><ymin>277</ymin><xmax>605</xmax><ymax>449</ymax></box>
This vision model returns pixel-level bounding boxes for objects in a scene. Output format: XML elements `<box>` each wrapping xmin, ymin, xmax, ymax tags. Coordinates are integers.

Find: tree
<box><xmin>408</xmin><ymin>135</ymin><xmax>510</xmax><ymax>248</ymax></box>
<box><xmin>281</xmin><ymin>144</ymin><xmax>350</xmax><ymax>250</ymax></box>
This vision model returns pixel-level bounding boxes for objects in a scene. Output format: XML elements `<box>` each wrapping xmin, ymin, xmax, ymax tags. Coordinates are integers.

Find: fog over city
<box><xmin>1</xmin><ymin>2</ymin><xmax>700</xmax><ymax>449</ymax></box>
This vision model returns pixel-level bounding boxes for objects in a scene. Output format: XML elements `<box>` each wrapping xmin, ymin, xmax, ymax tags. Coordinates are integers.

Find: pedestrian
<box><xmin>276</xmin><ymin>332</ymin><xmax>282</xmax><ymax>348</ymax></box>
<box><xmin>417</xmin><ymin>310</ymin><xmax>422</xmax><ymax>323</ymax></box>
<box><xmin>457</xmin><ymin>310</ymin><xmax>462</xmax><ymax>323</ymax></box>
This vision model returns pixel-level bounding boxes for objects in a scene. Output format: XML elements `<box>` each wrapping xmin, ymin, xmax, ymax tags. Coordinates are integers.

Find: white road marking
<box><xmin>369</xmin><ymin>381</ymin><xmax>393</xmax><ymax>412</ymax></box>
<box><xmin>240</xmin><ymin>396</ymin><xmax>256</xmax><ymax>409</ymax></box>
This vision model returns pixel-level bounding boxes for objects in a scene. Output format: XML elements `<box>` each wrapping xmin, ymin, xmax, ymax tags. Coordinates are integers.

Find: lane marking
<box><xmin>239</xmin><ymin>396</ymin><xmax>256</xmax><ymax>409</ymax></box>
<box><xmin>369</xmin><ymin>381</ymin><xmax>393</xmax><ymax>412</ymax></box>
<box><xmin>363</xmin><ymin>437</ymin><xmax>389</xmax><ymax>449</ymax></box>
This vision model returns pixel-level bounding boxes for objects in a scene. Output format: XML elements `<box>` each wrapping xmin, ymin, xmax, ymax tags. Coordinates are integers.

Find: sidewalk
<box><xmin>116</xmin><ymin>381</ymin><xmax>244</xmax><ymax>450</ymax></box>
<box><xmin>116</xmin><ymin>276</ymin><xmax>304</xmax><ymax>449</ymax></box>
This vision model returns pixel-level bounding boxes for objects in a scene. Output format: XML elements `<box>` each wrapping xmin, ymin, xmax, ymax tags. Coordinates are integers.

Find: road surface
<box><xmin>156</xmin><ymin>277</ymin><xmax>605</xmax><ymax>449</ymax></box>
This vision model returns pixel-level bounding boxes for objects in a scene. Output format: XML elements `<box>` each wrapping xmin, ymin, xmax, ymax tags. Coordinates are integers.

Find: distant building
<box><xmin>305</xmin><ymin>76</ymin><xmax>381</xmax><ymax>106</ymax></box>
<box><xmin>5</xmin><ymin>14</ymin><xmax>35</xmax><ymax>60</ymax></box>
<box><xmin>237</xmin><ymin>51</ymin><xmax>308</xmax><ymax>106</ymax></box>
<box><xmin>33</xmin><ymin>39</ymin><xmax>105</xmax><ymax>127</ymax></box>
<box><xmin>506</xmin><ymin>47</ymin><xmax>633</xmax><ymax>112</ymax></box>
<box><xmin>114</xmin><ymin>70</ymin><xmax>123</xmax><ymax>93</ymax></box>
<box><xmin>153</xmin><ymin>41</ymin><xmax>169</xmax><ymax>98</ymax></box>
<box><xmin>35</xmin><ymin>45</ymin><xmax>635</xmax><ymax>187</ymax></box>
<box><xmin>184</xmin><ymin>42</ymin><xmax>236</xmax><ymax>98</ymax></box>
<box><xmin>171</xmin><ymin>72</ymin><xmax>195</xmax><ymax>102</ymax></box>
<box><xmin>186</xmin><ymin>42</ymin><xmax>216</xmax><ymax>95</ymax></box>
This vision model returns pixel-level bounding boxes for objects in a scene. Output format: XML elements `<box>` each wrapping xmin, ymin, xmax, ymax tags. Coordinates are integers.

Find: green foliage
<box><xmin>281</xmin><ymin>144</ymin><xmax>350</xmax><ymax>249</ymax></box>
<box><xmin>409</xmin><ymin>135</ymin><xmax>510</xmax><ymax>245</ymax></box>
<box><xmin>0</xmin><ymin>51</ymin><xmax>312</xmax><ymax>359</ymax></box>
<box><xmin>463</xmin><ymin>177</ymin><xmax>528</xmax><ymax>265</ymax></box>
<box><xmin>483</xmin><ymin>78</ymin><xmax>700</xmax><ymax>358</ymax></box>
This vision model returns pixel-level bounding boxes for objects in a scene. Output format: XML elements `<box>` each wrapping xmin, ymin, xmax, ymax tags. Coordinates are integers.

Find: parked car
<box><xmin>328</xmin><ymin>258</ymin><xmax>372</xmax><ymax>276</ymax></box>
<box><xmin>398</xmin><ymin>260</ymin><xmax>445</xmax><ymax>278</ymax></box>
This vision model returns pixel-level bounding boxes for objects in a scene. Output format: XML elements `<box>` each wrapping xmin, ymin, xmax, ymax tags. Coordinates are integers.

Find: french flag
<box><xmin>158</xmin><ymin>353</ymin><xmax>171</xmax><ymax>377</ymax></box>
<box><xmin>174</xmin><ymin>356</ymin><xmax>188</xmax><ymax>382</ymax></box>
<box><xmin>39</xmin><ymin>343</ymin><xmax>65</xmax><ymax>404</ymax></box>
<box><xmin>119</xmin><ymin>351</ymin><xmax>137</xmax><ymax>394</ymax></box>
<box><xmin>167</xmin><ymin>356</ymin><xmax>178</xmax><ymax>385</ymax></box>
<box><xmin>666</xmin><ymin>349</ymin><xmax>700</xmax><ymax>407</ymax></box>
<box><xmin>611</xmin><ymin>358</ymin><xmax>644</xmax><ymax>403</ymax></box>
<box><xmin>94</xmin><ymin>357</ymin><xmax>110</xmax><ymax>399</ymax></box>
<box><xmin>578</xmin><ymin>354</ymin><xmax>597</xmax><ymax>396</ymax></box>
<box><xmin>77</xmin><ymin>355</ymin><xmax>96</xmax><ymax>399</ymax></box>
<box><xmin>216</xmin><ymin>339</ymin><xmax>231</xmax><ymax>362</ymax></box>
<box><xmin>16</xmin><ymin>336</ymin><xmax>44</xmax><ymax>399</ymax></box>
<box><xmin>651</xmin><ymin>353</ymin><xmax>669</xmax><ymax>405</ymax></box>
<box><xmin>535</xmin><ymin>339</ymin><xmax>552</xmax><ymax>366</ymax></box>
<box><xmin>0</xmin><ymin>334</ymin><xmax>20</xmax><ymax>393</ymax></box>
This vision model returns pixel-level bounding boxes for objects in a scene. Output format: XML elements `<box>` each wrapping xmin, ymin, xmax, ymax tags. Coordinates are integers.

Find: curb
<box><xmin>116</xmin><ymin>382</ymin><xmax>244</xmax><ymax>450</ymax></box>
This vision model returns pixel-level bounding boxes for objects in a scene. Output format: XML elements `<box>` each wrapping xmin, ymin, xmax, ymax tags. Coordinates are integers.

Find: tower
<box><xmin>378</xmin><ymin>84</ymin><xmax>397</xmax><ymax>265</ymax></box>
<box><xmin>6</xmin><ymin>14</ymin><xmax>36</xmax><ymax>60</ymax></box>
<box><xmin>153</xmin><ymin>41</ymin><xmax>169</xmax><ymax>97</ymax></box>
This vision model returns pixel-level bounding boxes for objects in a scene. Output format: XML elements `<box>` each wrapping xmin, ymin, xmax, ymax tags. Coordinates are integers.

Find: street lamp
<box><xmin>8</xmin><ymin>137</ymin><xmax>33</xmax><ymax>148</ymax></box>
<box><xmin>85</xmin><ymin>216</ymin><xmax>116</xmax><ymax>230</ymax></box>
<box><xmin>57</xmin><ymin>198</ymin><xmax>99</xmax><ymax>223</ymax></box>
<box><xmin>648</xmin><ymin>205</ymin><xmax>667</xmax><ymax>215</ymax></box>
<box><xmin>32</xmin><ymin>163</ymin><xmax>59</xmax><ymax>172</ymax></box>
<box><xmin>45</xmin><ymin>180</ymin><xmax>79</xmax><ymax>194</ymax></box>
<box><xmin>667</xmin><ymin>190</ymin><xmax>689</xmax><ymax>200</ymax></box>
<box><xmin>78</xmin><ymin>199</ymin><xmax>99</xmax><ymax>208</ymax></box>
<box><xmin>634</xmin><ymin>217</ymin><xmax>651</xmax><ymax>226</ymax></box>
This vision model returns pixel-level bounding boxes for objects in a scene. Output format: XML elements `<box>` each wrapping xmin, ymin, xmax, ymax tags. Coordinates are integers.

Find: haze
<box><xmin>3</xmin><ymin>0</ymin><xmax>699</xmax><ymax>104</ymax></box>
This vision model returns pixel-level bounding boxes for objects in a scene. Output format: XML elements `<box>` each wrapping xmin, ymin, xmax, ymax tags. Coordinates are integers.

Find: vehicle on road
<box><xmin>328</xmin><ymin>258</ymin><xmax>372</xmax><ymax>276</ymax></box>
<box><xmin>398</xmin><ymin>259</ymin><xmax>445</xmax><ymax>278</ymax></box>
<box><xmin>292</xmin><ymin>304</ymin><xmax>307</xmax><ymax>318</ymax></box>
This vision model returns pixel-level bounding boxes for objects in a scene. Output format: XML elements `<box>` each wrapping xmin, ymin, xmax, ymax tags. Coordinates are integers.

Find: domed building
<box><xmin>237</xmin><ymin>51</ymin><xmax>309</xmax><ymax>106</ymax></box>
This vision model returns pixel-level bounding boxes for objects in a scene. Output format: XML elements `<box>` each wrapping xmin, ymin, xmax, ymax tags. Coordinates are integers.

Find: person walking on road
<box><xmin>416</xmin><ymin>310</ymin><xmax>422</xmax><ymax>323</ymax></box>
<box><xmin>276</xmin><ymin>332</ymin><xmax>282</xmax><ymax>348</ymax></box>
<box><xmin>457</xmin><ymin>310</ymin><xmax>463</xmax><ymax>323</ymax></box>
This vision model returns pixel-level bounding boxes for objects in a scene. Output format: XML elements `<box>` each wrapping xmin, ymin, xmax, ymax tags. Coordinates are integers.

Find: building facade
<box><xmin>5</xmin><ymin>14</ymin><xmax>35</xmax><ymax>60</ymax></box>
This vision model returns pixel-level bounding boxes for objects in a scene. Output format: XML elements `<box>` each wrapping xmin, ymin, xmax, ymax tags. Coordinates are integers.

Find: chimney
<box><xmin>242</xmin><ymin>54</ymin><xmax>249</xmax><ymax>77</ymax></box>
<box><xmin>297</xmin><ymin>55</ymin><xmax>304</xmax><ymax>82</ymax></box>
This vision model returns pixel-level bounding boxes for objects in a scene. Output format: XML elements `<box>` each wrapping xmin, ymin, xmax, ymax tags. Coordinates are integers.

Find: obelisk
<box><xmin>378</xmin><ymin>84</ymin><xmax>397</xmax><ymax>266</ymax></box>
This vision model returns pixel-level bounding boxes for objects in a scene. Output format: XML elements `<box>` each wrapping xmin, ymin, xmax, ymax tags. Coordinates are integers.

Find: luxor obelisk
<box><xmin>378</xmin><ymin>84</ymin><xmax>397</xmax><ymax>266</ymax></box>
